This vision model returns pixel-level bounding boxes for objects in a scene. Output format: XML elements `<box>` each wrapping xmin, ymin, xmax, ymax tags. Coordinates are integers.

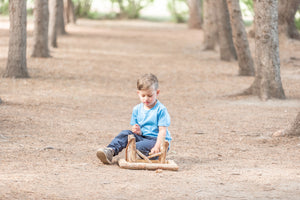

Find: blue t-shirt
<box><xmin>130</xmin><ymin>100</ymin><xmax>171</xmax><ymax>141</ymax></box>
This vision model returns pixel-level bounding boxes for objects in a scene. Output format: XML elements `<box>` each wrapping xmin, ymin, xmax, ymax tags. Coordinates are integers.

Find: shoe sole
<box><xmin>97</xmin><ymin>150</ymin><xmax>112</xmax><ymax>164</ymax></box>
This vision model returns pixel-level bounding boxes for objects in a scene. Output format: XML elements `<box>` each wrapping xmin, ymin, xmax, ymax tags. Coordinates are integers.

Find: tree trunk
<box><xmin>187</xmin><ymin>0</ymin><xmax>202</xmax><ymax>29</ymax></box>
<box><xmin>202</xmin><ymin>0</ymin><xmax>218</xmax><ymax>50</ymax></box>
<box><xmin>57</xmin><ymin>0</ymin><xmax>66</xmax><ymax>35</ymax></box>
<box><xmin>278</xmin><ymin>0</ymin><xmax>300</xmax><ymax>39</ymax></box>
<box><xmin>245</xmin><ymin>0</ymin><xmax>285</xmax><ymax>100</ymax></box>
<box><xmin>31</xmin><ymin>0</ymin><xmax>50</xmax><ymax>58</ymax></box>
<box><xmin>64</xmin><ymin>0</ymin><xmax>76</xmax><ymax>24</ymax></box>
<box><xmin>227</xmin><ymin>0</ymin><xmax>255</xmax><ymax>76</ymax></box>
<box><xmin>216</xmin><ymin>0</ymin><xmax>236</xmax><ymax>61</ymax></box>
<box><xmin>3</xmin><ymin>0</ymin><xmax>29</xmax><ymax>78</ymax></box>
<box><xmin>49</xmin><ymin>0</ymin><xmax>58</xmax><ymax>48</ymax></box>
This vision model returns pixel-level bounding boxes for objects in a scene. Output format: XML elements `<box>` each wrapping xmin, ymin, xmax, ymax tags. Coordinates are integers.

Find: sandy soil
<box><xmin>0</xmin><ymin>18</ymin><xmax>300</xmax><ymax>199</ymax></box>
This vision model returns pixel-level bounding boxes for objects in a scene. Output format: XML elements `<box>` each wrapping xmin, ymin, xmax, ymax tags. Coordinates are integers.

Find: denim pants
<box><xmin>107</xmin><ymin>130</ymin><xmax>157</xmax><ymax>156</ymax></box>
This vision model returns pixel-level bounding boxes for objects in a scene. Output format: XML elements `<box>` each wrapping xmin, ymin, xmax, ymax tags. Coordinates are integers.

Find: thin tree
<box><xmin>64</xmin><ymin>0</ymin><xmax>76</xmax><ymax>24</ymax></box>
<box><xmin>273</xmin><ymin>112</ymin><xmax>300</xmax><ymax>137</ymax></box>
<box><xmin>32</xmin><ymin>0</ymin><xmax>50</xmax><ymax>58</ymax></box>
<box><xmin>226</xmin><ymin>0</ymin><xmax>255</xmax><ymax>76</ymax></box>
<box><xmin>278</xmin><ymin>0</ymin><xmax>300</xmax><ymax>39</ymax></box>
<box><xmin>216</xmin><ymin>0</ymin><xmax>236</xmax><ymax>61</ymax></box>
<box><xmin>57</xmin><ymin>0</ymin><xmax>66</xmax><ymax>35</ymax></box>
<box><xmin>244</xmin><ymin>0</ymin><xmax>285</xmax><ymax>100</ymax></box>
<box><xmin>202</xmin><ymin>0</ymin><xmax>218</xmax><ymax>50</ymax></box>
<box><xmin>187</xmin><ymin>0</ymin><xmax>202</xmax><ymax>29</ymax></box>
<box><xmin>49</xmin><ymin>0</ymin><xmax>58</xmax><ymax>48</ymax></box>
<box><xmin>3</xmin><ymin>0</ymin><xmax>29</xmax><ymax>78</ymax></box>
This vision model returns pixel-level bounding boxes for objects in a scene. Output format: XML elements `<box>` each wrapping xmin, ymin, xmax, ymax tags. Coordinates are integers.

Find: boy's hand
<box><xmin>150</xmin><ymin>145</ymin><xmax>160</xmax><ymax>155</ymax></box>
<box><xmin>132</xmin><ymin>124</ymin><xmax>141</xmax><ymax>135</ymax></box>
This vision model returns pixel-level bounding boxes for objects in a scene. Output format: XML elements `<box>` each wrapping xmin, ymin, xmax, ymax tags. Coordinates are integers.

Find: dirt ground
<box><xmin>0</xmin><ymin>17</ymin><xmax>300</xmax><ymax>199</ymax></box>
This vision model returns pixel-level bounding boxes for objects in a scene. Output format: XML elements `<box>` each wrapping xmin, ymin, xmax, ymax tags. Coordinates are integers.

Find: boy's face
<box><xmin>137</xmin><ymin>88</ymin><xmax>160</xmax><ymax>109</ymax></box>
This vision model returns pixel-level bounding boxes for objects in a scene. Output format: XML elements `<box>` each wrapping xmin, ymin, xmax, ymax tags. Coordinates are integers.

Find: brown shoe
<box><xmin>96</xmin><ymin>147</ymin><xmax>114</xmax><ymax>164</ymax></box>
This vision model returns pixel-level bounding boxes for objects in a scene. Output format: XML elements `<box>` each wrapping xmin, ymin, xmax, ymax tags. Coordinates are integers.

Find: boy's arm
<box><xmin>150</xmin><ymin>126</ymin><xmax>167</xmax><ymax>154</ymax></box>
<box><xmin>132</xmin><ymin>124</ymin><xmax>141</xmax><ymax>135</ymax></box>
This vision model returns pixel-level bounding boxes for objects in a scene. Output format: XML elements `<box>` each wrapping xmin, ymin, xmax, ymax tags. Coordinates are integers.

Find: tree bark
<box><xmin>187</xmin><ymin>0</ymin><xmax>202</xmax><ymax>29</ymax></box>
<box><xmin>3</xmin><ymin>0</ymin><xmax>29</xmax><ymax>78</ymax></box>
<box><xmin>216</xmin><ymin>0</ymin><xmax>236</xmax><ymax>61</ymax></box>
<box><xmin>245</xmin><ymin>0</ymin><xmax>285</xmax><ymax>100</ymax></box>
<box><xmin>57</xmin><ymin>0</ymin><xmax>66</xmax><ymax>35</ymax></box>
<box><xmin>64</xmin><ymin>0</ymin><xmax>76</xmax><ymax>24</ymax></box>
<box><xmin>227</xmin><ymin>0</ymin><xmax>255</xmax><ymax>76</ymax></box>
<box><xmin>32</xmin><ymin>0</ymin><xmax>50</xmax><ymax>58</ymax></box>
<box><xmin>278</xmin><ymin>0</ymin><xmax>300</xmax><ymax>39</ymax></box>
<box><xmin>202</xmin><ymin>0</ymin><xmax>218</xmax><ymax>50</ymax></box>
<box><xmin>49</xmin><ymin>0</ymin><xmax>58</xmax><ymax>48</ymax></box>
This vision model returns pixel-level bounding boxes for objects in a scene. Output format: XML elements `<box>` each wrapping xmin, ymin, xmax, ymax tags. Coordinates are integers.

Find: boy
<box><xmin>97</xmin><ymin>73</ymin><xmax>171</xmax><ymax>164</ymax></box>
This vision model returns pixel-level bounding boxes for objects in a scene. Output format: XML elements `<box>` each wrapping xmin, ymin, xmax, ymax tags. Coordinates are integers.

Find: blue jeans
<box><xmin>107</xmin><ymin>130</ymin><xmax>157</xmax><ymax>156</ymax></box>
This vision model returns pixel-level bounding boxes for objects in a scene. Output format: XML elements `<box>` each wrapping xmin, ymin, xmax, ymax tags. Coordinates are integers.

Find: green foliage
<box><xmin>73</xmin><ymin>0</ymin><xmax>93</xmax><ymax>18</ymax></box>
<box><xmin>240</xmin><ymin>0</ymin><xmax>254</xmax><ymax>26</ymax></box>
<box><xmin>167</xmin><ymin>0</ymin><xmax>188</xmax><ymax>23</ymax></box>
<box><xmin>27</xmin><ymin>0</ymin><xmax>34</xmax><ymax>15</ymax></box>
<box><xmin>111</xmin><ymin>0</ymin><xmax>154</xmax><ymax>19</ymax></box>
<box><xmin>0</xmin><ymin>0</ymin><xmax>9</xmax><ymax>15</ymax></box>
<box><xmin>139</xmin><ymin>15</ymin><xmax>171</xmax><ymax>22</ymax></box>
<box><xmin>240</xmin><ymin>0</ymin><xmax>253</xmax><ymax>14</ymax></box>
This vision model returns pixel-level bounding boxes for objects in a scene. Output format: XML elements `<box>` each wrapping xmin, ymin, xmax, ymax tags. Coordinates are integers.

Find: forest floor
<box><xmin>0</xmin><ymin>17</ymin><xmax>300</xmax><ymax>199</ymax></box>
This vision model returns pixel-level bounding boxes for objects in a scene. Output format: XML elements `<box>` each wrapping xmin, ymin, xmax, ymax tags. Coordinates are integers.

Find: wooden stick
<box><xmin>136</xmin><ymin>150</ymin><xmax>152</xmax><ymax>163</ymax></box>
<box><xmin>159</xmin><ymin>140</ymin><xmax>169</xmax><ymax>163</ymax></box>
<box><xmin>147</xmin><ymin>152</ymin><xmax>162</xmax><ymax>159</ymax></box>
<box><xmin>125</xmin><ymin>135</ymin><xmax>136</xmax><ymax>162</ymax></box>
<box><xmin>118</xmin><ymin>159</ymin><xmax>179</xmax><ymax>171</ymax></box>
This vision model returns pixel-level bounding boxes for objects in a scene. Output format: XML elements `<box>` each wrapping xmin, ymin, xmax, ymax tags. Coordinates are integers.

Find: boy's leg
<box><xmin>97</xmin><ymin>130</ymin><xmax>133</xmax><ymax>164</ymax></box>
<box><xmin>135</xmin><ymin>136</ymin><xmax>157</xmax><ymax>156</ymax></box>
<box><xmin>107</xmin><ymin>130</ymin><xmax>133</xmax><ymax>156</ymax></box>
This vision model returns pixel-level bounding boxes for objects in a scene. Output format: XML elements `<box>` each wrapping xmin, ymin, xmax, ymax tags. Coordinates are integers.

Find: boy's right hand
<box><xmin>132</xmin><ymin>124</ymin><xmax>141</xmax><ymax>135</ymax></box>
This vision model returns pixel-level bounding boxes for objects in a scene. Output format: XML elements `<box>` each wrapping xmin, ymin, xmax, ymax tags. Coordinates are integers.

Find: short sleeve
<box><xmin>130</xmin><ymin>106</ymin><xmax>138</xmax><ymax>126</ymax></box>
<box><xmin>158</xmin><ymin>108</ymin><xmax>170</xmax><ymax>127</ymax></box>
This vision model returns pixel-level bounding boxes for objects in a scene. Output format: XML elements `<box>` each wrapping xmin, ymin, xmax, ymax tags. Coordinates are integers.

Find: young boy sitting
<box><xmin>97</xmin><ymin>73</ymin><xmax>171</xmax><ymax>164</ymax></box>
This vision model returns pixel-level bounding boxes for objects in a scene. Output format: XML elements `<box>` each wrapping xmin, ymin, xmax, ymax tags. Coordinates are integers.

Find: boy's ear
<box><xmin>156</xmin><ymin>89</ymin><xmax>160</xmax><ymax>95</ymax></box>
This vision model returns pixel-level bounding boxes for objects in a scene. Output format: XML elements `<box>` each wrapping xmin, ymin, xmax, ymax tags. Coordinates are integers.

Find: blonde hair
<box><xmin>137</xmin><ymin>73</ymin><xmax>159</xmax><ymax>90</ymax></box>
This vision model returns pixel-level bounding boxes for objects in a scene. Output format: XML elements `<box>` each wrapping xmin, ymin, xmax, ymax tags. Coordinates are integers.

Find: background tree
<box><xmin>202</xmin><ymin>0</ymin><xmax>218</xmax><ymax>50</ymax></box>
<box><xmin>227</xmin><ymin>0</ymin><xmax>254</xmax><ymax>76</ymax></box>
<box><xmin>244</xmin><ymin>0</ymin><xmax>285</xmax><ymax>100</ymax></box>
<box><xmin>57</xmin><ymin>0</ymin><xmax>66</xmax><ymax>35</ymax></box>
<box><xmin>49</xmin><ymin>0</ymin><xmax>58</xmax><ymax>48</ymax></box>
<box><xmin>187</xmin><ymin>0</ymin><xmax>202</xmax><ymax>29</ymax></box>
<box><xmin>167</xmin><ymin>0</ymin><xmax>187</xmax><ymax>23</ymax></box>
<box><xmin>113</xmin><ymin>0</ymin><xmax>154</xmax><ymax>19</ymax></box>
<box><xmin>3</xmin><ymin>0</ymin><xmax>29</xmax><ymax>78</ymax></box>
<box><xmin>278</xmin><ymin>0</ymin><xmax>300</xmax><ymax>39</ymax></box>
<box><xmin>64</xmin><ymin>0</ymin><xmax>76</xmax><ymax>24</ymax></box>
<box><xmin>216</xmin><ymin>0</ymin><xmax>236</xmax><ymax>61</ymax></box>
<box><xmin>32</xmin><ymin>0</ymin><xmax>50</xmax><ymax>58</ymax></box>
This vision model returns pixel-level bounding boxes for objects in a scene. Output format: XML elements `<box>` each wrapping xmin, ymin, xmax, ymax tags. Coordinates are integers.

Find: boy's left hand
<box><xmin>150</xmin><ymin>145</ymin><xmax>160</xmax><ymax>155</ymax></box>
